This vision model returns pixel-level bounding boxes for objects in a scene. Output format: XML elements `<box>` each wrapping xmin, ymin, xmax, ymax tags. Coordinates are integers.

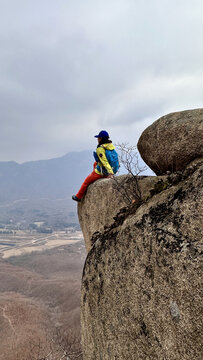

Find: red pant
<box><xmin>76</xmin><ymin>171</ymin><xmax>104</xmax><ymax>199</ymax></box>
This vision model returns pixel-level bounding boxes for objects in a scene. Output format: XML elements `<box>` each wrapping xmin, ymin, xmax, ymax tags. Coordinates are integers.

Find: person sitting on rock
<box><xmin>72</xmin><ymin>130</ymin><xmax>119</xmax><ymax>202</ymax></box>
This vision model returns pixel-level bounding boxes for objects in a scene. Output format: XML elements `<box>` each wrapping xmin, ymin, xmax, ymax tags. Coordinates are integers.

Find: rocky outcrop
<box><xmin>79</xmin><ymin>110</ymin><xmax>203</xmax><ymax>360</ymax></box>
<box><xmin>137</xmin><ymin>108</ymin><xmax>203</xmax><ymax>175</ymax></box>
<box><xmin>81</xmin><ymin>159</ymin><xmax>203</xmax><ymax>359</ymax></box>
<box><xmin>78</xmin><ymin>174</ymin><xmax>169</xmax><ymax>252</ymax></box>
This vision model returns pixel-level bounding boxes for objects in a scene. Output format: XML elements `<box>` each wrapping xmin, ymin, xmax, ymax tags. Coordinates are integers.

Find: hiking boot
<box><xmin>72</xmin><ymin>195</ymin><xmax>81</xmax><ymax>202</ymax></box>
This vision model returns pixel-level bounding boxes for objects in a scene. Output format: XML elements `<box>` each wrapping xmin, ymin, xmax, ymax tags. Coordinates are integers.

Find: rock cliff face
<box><xmin>78</xmin><ymin>174</ymin><xmax>168</xmax><ymax>253</ymax></box>
<box><xmin>79</xmin><ymin>110</ymin><xmax>203</xmax><ymax>360</ymax></box>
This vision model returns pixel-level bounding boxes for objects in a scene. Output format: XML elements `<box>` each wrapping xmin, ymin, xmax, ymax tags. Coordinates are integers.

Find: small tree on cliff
<box><xmin>113</xmin><ymin>142</ymin><xmax>147</xmax><ymax>205</ymax></box>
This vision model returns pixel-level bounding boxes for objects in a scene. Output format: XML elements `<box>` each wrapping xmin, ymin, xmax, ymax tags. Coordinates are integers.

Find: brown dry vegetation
<box><xmin>0</xmin><ymin>241</ymin><xmax>86</xmax><ymax>359</ymax></box>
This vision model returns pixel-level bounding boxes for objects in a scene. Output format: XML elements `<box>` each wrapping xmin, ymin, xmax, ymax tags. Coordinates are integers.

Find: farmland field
<box><xmin>0</xmin><ymin>229</ymin><xmax>83</xmax><ymax>258</ymax></box>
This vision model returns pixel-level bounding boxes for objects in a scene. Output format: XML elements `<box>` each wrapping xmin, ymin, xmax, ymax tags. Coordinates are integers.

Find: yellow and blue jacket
<box><xmin>94</xmin><ymin>143</ymin><xmax>115</xmax><ymax>175</ymax></box>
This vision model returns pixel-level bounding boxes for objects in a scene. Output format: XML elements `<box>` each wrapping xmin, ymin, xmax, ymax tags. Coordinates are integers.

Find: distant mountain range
<box><xmin>0</xmin><ymin>151</ymin><xmax>92</xmax><ymax>203</ymax></box>
<box><xmin>0</xmin><ymin>150</ymin><xmax>153</xmax><ymax>227</ymax></box>
<box><xmin>0</xmin><ymin>150</ymin><xmax>153</xmax><ymax>204</ymax></box>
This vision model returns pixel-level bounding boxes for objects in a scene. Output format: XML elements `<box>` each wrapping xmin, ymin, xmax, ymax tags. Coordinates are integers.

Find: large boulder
<box><xmin>81</xmin><ymin>159</ymin><xmax>203</xmax><ymax>359</ymax></box>
<box><xmin>137</xmin><ymin>108</ymin><xmax>203</xmax><ymax>175</ymax></box>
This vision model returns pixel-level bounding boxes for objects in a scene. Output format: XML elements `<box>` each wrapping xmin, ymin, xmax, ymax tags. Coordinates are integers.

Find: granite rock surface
<box><xmin>78</xmin><ymin>174</ymin><xmax>167</xmax><ymax>252</ymax></box>
<box><xmin>80</xmin><ymin>159</ymin><xmax>203</xmax><ymax>359</ymax></box>
<box><xmin>137</xmin><ymin>108</ymin><xmax>203</xmax><ymax>175</ymax></box>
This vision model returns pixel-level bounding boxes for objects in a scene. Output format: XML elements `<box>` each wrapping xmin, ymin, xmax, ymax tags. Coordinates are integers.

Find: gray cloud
<box><xmin>0</xmin><ymin>0</ymin><xmax>203</xmax><ymax>162</ymax></box>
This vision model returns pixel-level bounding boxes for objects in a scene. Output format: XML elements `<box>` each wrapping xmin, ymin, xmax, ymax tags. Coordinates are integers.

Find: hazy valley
<box><xmin>0</xmin><ymin>151</ymin><xmax>91</xmax><ymax>359</ymax></box>
<box><xmin>0</xmin><ymin>232</ymin><xmax>86</xmax><ymax>359</ymax></box>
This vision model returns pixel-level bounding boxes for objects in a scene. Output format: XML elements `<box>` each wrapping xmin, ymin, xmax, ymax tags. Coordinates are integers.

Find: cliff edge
<box><xmin>79</xmin><ymin>109</ymin><xmax>203</xmax><ymax>360</ymax></box>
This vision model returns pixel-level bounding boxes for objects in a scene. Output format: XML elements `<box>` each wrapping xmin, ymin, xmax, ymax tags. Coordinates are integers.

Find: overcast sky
<box><xmin>0</xmin><ymin>0</ymin><xmax>203</xmax><ymax>163</ymax></box>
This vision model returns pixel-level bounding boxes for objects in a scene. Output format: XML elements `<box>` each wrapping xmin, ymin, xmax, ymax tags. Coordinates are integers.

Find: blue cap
<box><xmin>94</xmin><ymin>130</ymin><xmax>109</xmax><ymax>138</ymax></box>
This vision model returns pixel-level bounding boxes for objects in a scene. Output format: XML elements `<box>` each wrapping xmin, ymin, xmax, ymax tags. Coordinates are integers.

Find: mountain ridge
<box><xmin>0</xmin><ymin>150</ymin><xmax>92</xmax><ymax>202</ymax></box>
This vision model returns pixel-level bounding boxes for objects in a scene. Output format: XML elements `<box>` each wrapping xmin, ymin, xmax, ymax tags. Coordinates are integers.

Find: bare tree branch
<box><xmin>113</xmin><ymin>142</ymin><xmax>147</xmax><ymax>204</ymax></box>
